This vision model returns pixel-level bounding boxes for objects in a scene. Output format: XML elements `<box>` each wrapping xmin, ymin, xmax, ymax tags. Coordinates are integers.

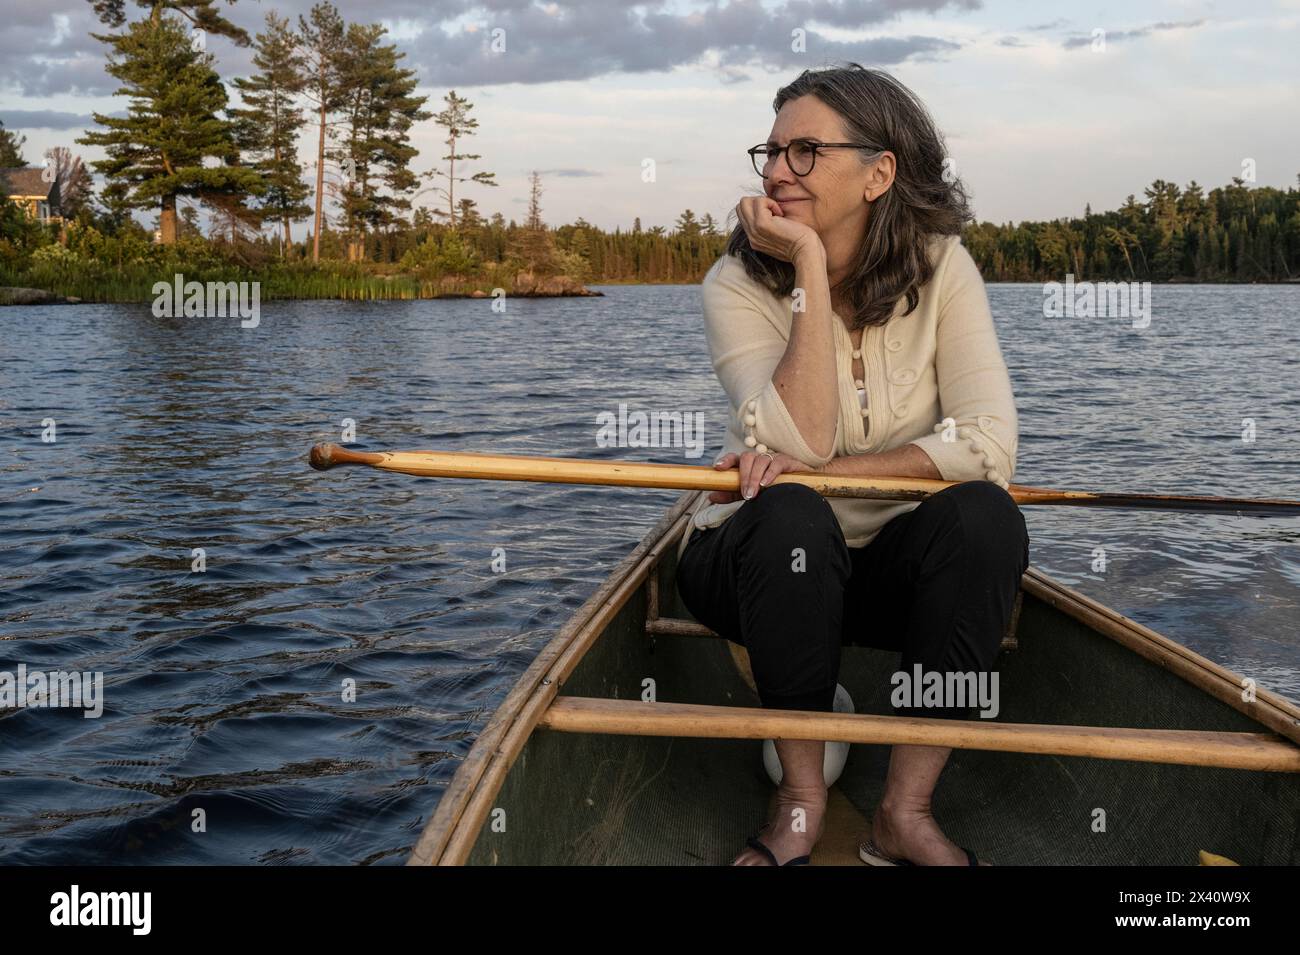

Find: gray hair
<box><xmin>726</xmin><ymin>63</ymin><xmax>973</xmax><ymax>329</ymax></box>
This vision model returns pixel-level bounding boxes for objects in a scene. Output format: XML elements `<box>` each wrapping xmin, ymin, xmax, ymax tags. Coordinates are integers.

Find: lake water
<box><xmin>1</xmin><ymin>282</ymin><xmax>1297</xmax><ymax>863</ymax></box>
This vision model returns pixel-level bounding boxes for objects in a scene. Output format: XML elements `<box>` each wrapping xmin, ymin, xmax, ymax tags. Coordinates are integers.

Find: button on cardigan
<box><xmin>677</xmin><ymin>234</ymin><xmax>1019</xmax><ymax>562</ymax></box>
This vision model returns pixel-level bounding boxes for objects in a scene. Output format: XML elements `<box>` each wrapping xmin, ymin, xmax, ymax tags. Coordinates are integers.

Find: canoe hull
<box><xmin>416</xmin><ymin>495</ymin><xmax>1300</xmax><ymax>866</ymax></box>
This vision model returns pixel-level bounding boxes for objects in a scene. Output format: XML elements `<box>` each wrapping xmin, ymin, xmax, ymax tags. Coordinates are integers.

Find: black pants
<box><xmin>675</xmin><ymin>481</ymin><xmax>1030</xmax><ymax>720</ymax></box>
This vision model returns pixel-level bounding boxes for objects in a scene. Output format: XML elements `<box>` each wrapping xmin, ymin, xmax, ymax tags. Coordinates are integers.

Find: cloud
<box><xmin>0</xmin><ymin>108</ymin><xmax>95</xmax><ymax>130</ymax></box>
<box><xmin>0</xmin><ymin>0</ymin><xmax>979</xmax><ymax>98</ymax></box>
<box><xmin>762</xmin><ymin>0</ymin><xmax>983</xmax><ymax>29</ymax></box>
<box><xmin>1062</xmin><ymin>19</ymin><xmax>1206</xmax><ymax>50</ymax></box>
<box><xmin>0</xmin><ymin>6</ymin><xmax>112</xmax><ymax>96</ymax></box>
<box><xmin>402</xmin><ymin>0</ymin><xmax>967</xmax><ymax>86</ymax></box>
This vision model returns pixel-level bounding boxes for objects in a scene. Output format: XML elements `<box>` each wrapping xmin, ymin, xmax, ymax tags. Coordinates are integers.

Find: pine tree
<box><xmin>0</xmin><ymin>120</ymin><xmax>28</xmax><ymax>243</ymax></box>
<box><xmin>334</xmin><ymin>21</ymin><xmax>431</xmax><ymax>259</ymax></box>
<box><xmin>179</xmin><ymin>202</ymin><xmax>202</xmax><ymax>238</ymax></box>
<box><xmin>78</xmin><ymin>15</ymin><xmax>262</xmax><ymax>244</ymax></box>
<box><xmin>455</xmin><ymin>198</ymin><xmax>482</xmax><ymax>228</ymax></box>
<box><xmin>87</xmin><ymin>0</ymin><xmax>250</xmax><ymax>44</ymax></box>
<box><xmin>231</xmin><ymin>12</ymin><xmax>311</xmax><ymax>255</ymax></box>
<box><xmin>421</xmin><ymin>91</ymin><xmax>496</xmax><ymax>229</ymax></box>
<box><xmin>675</xmin><ymin>209</ymin><xmax>702</xmax><ymax>237</ymax></box>
<box><xmin>525</xmin><ymin>171</ymin><xmax>543</xmax><ymax>230</ymax></box>
<box><xmin>513</xmin><ymin>170</ymin><xmax>556</xmax><ymax>273</ymax></box>
<box><xmin>0</xmin><ymin>120</ymin><xmax>25</xmax><ymax>166</ymax></box>
<box><xmin>298</xmin><ymin>2</ymin><xmax>347</xmax><ymax>262</ymax></box>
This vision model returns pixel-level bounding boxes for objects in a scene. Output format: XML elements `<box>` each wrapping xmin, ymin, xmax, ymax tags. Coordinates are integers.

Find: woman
<box><xmin>674</xmin><ymin>64</ymin><xmax>1029</xmax><ymax>866</ymax></box>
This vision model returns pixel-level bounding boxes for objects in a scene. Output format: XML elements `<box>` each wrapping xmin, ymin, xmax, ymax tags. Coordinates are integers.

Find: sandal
<box><xmin>735</xmin><ymin>822</ymin><xmax>811</xmax><ymax>866</ymax></box>
<box><xmin>858</xmin><ymin>837</ymin><xmax>981</xmax><ymax>866</ymax></box>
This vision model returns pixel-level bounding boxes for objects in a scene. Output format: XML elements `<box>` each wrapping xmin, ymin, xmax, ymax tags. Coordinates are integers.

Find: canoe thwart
<box><xmin>538</xmin><ymin>696</ymin><xmax>1300</xmax><ymax>773</ymax></box>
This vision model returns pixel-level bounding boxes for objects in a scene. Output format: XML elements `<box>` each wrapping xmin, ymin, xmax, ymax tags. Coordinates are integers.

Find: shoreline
<box><xmin>0</xmin><ymin>284</ymin><xmax>606</xmax><ymax>306</ymax></box>
<box><xmin>3</xmin><ymin>277</ymin><xmax>1295</xmax><ymax>306</ymax></box>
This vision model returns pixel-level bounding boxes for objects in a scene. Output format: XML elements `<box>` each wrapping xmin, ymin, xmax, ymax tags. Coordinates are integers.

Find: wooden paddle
<box><xmin>308</xmin><ymin>443</ymin><xmax>1299</xmax><ymax>517</ymax></box>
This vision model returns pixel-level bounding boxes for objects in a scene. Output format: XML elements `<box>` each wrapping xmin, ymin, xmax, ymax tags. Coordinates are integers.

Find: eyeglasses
<box><xmin>748</xmin><ymin>138</ymin><xmax>884</xmax><ymax>178</ymax></box>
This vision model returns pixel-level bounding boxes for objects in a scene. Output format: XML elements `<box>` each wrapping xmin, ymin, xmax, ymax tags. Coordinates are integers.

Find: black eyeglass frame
<box><xmin>747</xmin><ymin>138</ymin><xmax>887</xmax><ymax>178</ymax></box>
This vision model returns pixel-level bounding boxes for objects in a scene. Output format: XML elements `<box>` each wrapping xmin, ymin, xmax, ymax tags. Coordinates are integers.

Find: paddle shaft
<box><xmin>309</xmin><ymin>443</ymin><xmax>1299</xmax><ymax>516</ymax></box>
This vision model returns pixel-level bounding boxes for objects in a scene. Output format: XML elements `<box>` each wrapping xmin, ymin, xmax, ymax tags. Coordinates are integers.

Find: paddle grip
<box><xmin>309</xmin><ymin>442</ymin><xmax>385</xmax><ymax>471</ymax></box>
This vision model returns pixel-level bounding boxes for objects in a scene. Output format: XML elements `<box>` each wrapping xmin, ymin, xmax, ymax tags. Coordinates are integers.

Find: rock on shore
<box><xmin>0</xmin><ymin>287</ymin><xmax>82</xmax><ymax>306</ymax></box>
<box><xmin>509</xmin><ymin>272</ymin><xmax>602</xmax><ymax>296</ymax></box>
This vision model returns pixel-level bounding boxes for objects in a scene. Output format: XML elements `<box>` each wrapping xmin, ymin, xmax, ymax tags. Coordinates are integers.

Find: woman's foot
<box><xmin>732</xmin><ymin>782</ymin><xmax>827</xmax><ymax>865</ymax></box>
<box><xmin>868</xmin><ymin>803</ymin><xmax>991</xmax><ymax>866</ymax></box>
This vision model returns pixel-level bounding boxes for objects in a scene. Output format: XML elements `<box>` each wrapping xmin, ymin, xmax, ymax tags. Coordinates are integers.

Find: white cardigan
<box><xmin>678</xmin><ymin>234</ymin><xmax>1020</xmax><ymax>561</ymax></box>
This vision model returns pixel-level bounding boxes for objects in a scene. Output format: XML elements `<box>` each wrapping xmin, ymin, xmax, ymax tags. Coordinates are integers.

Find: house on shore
<box><xmin>1</xmin><ymin>167</ymin><xmax>62</xmax><ymax>224</ymax></box>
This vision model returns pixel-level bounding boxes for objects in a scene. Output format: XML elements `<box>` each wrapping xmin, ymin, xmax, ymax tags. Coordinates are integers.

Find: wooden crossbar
<box><xmin>538</xmin><ymin>696</ymin><xmax>1300</xmax><ymax>773</ymax></box>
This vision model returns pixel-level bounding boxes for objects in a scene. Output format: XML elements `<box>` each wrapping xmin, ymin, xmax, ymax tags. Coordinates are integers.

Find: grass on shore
<box><xmin>0</xmin><ymin>260</ymin><xmax>521</xmax><ymax>303</ymax></box>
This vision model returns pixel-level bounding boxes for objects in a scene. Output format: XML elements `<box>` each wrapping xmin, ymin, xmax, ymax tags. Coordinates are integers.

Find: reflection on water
<box><xmin>0</xmin><ymin>283</ymin><xmax>1296</xmax><ymax>863</ymax></box>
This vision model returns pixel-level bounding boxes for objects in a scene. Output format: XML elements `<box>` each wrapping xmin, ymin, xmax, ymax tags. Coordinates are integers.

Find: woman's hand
<box><xmin>735</xmin><ymin>196</ymin><xmax>824</xmax><ymax>264</ymax></box>
<box><xmin>709</xmin><ymin>449</ymin><xmax>813</xmax><ymax>503</ymax></box>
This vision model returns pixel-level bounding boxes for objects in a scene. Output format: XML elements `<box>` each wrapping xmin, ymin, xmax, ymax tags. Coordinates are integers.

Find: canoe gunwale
<box><xmin>408</xmin><ymin>491</ymin><xmax>1300</xmax><ymax>866</ymax></box>
<box><xmin>1021</xmin><ymin>573</ymin><xmax>1300</xmax><ymax>746</ymax></box>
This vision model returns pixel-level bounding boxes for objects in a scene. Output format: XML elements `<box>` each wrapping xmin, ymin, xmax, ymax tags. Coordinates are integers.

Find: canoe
<box><xmin>408</xmin><ymin>491</ymin><xmax>1300</xmax><ymax>866</ymax></box>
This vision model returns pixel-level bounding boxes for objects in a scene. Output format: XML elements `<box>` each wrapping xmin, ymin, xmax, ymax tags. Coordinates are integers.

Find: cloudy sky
<box><xmin>1</xmin><ymin>0</ymin><xmax>1297</xmax><ymax>230</ymax></box>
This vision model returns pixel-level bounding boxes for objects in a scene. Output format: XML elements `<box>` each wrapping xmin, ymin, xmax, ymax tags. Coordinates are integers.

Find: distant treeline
<box><xmin>963</xmin><ymin>177</ymin><xmax>1300</xmax><ymax>283</ymax></box>
<box><xmin>478</xmin><ymin>173</ymin><xmax>1300</xmax><ymax>285</ymax></box>
<box><xmin>534</xmin><ymin>175</ymin><xmax>1300</xmax><ymax>285</ymax></box>
<box><xmin>336</xmin><ymin>173</ymin><xmax>1300</xmax><ymax>286</ymax></box>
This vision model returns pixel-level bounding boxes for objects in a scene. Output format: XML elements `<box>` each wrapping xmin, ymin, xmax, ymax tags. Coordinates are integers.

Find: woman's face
<box><xmin>762</xmin><ymin>94</ymin><xmax>892</xmax><ymax>241</ymax></box>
